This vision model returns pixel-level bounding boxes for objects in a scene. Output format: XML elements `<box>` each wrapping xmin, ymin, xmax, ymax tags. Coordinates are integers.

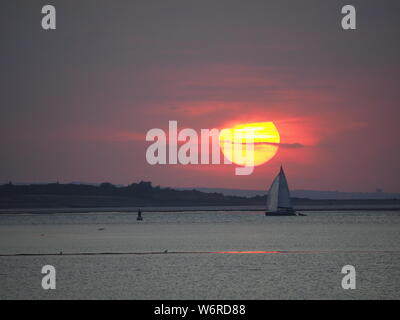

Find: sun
<box><xmin>219</xmin><ymin>122</ymin><xmax>280</xmax><ymax>167</ymax></box>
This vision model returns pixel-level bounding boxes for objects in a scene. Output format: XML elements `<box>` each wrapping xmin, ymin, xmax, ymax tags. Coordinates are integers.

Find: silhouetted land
<box><xmin>0</xmin><ymin>181</ymin><xmax>399</xmax><ymax>210</ymax></box>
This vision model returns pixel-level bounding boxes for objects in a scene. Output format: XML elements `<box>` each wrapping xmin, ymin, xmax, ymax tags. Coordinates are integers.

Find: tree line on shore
<box><xmin>0</xmin><ymin>181</ymin><xmax>267</xmax><ymax>207</ymax></box>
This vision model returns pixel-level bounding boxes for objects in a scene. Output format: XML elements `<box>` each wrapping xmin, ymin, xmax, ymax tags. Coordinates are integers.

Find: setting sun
<box><xmin>219</xmin><ymin>122</ymin><xmax>280</xmax><ymax>167</ymax></box>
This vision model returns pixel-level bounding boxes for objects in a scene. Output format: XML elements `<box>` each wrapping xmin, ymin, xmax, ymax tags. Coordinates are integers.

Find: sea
<box><xmin>0</xmin><ymin>209</ymin><xmax>399</xmax><ymax>299</ymax></box>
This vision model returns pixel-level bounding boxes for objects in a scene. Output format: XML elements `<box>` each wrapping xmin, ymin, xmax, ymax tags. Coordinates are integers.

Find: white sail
<box><xmin>266</xmin><ymin>166</ymin><xmax>292</xmax><ymax>212</ymax></box>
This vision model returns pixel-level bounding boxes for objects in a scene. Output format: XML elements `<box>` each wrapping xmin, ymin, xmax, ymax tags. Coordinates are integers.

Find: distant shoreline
<box><xmin>1</xmin><ymin>204</ymin><xmax>400</xmax><ymax>215</ymax></box>
<box><xmin>1</xmin><ymin>182</ymin><xmax>400</xmax><ymax>214</ymax></box>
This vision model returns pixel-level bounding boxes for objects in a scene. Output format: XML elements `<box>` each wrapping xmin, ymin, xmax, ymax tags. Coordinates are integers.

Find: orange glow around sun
<box><xmin>219</xmin><ymin>122</ymin><xmax>280</xmax><ymax>167</ymax></box>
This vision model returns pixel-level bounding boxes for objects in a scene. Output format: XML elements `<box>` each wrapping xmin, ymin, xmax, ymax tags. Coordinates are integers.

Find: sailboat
<box><xmin>265</xmin><ymin>166</ymin><xmax>297</xmax><ymax>216</ymax></box>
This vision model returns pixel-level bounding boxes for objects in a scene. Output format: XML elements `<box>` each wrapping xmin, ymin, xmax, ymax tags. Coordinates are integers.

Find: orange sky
<box><xmin>1</xmin><ymin>1</ymin><xmax>400</xmax><ymax>192</ymax></box>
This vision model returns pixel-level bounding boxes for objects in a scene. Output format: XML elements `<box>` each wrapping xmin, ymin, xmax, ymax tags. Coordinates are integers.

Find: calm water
<box><xmin>0</xmin><ymin>210</ymin><xmax>399</xmax><ymax>299</ymax></box>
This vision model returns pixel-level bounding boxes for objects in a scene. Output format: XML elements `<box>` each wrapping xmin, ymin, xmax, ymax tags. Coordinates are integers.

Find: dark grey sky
<box><xmin>1</xmin><ymin>0</ymin><xmax>399</xmax><ymax>191</ymax></box>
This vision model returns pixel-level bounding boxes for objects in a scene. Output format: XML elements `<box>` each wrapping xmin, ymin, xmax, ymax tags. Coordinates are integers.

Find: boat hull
<box><xmin>265</xmin><ymin>209</ymin><xmax>297</xmax><ymax>216</ymax></box>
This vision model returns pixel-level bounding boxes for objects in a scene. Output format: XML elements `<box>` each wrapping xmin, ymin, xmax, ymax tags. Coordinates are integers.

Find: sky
<box><xmin>1</xmin><ymin>0</ymin><xmax>400</xmax><ymax>192</ymax></box>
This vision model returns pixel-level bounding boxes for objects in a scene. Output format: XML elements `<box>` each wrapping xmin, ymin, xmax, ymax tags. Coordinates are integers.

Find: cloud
<box><xmin>278</xmin><ymin>143</ymin><xmax>306</xmax><ymax>149</ymax></box>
